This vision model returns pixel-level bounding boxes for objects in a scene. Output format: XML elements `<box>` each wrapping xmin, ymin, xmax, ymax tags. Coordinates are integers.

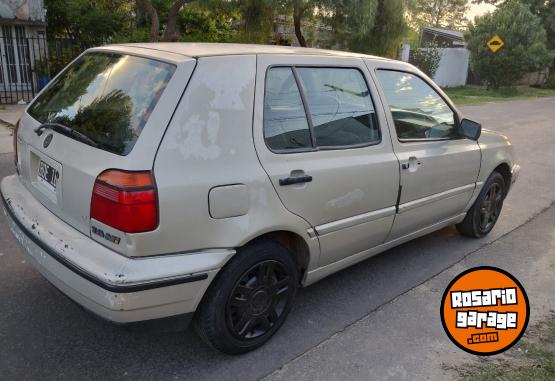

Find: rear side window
<box><xmin>28</xmin><ymin>52</ymin><xmax>176</xmax><ymax>155</ymax></box>
<box><xmin>297</xmin><ymin>68</ymin><xmax>380</xmax><ymax>147</ymax></box>
<box><xmin>264</xmin><ymin>67</ymin><xmax>312</xmax><ymax>151</ymax></box>
<box><xmin>263</xmin><ymin>66</ymin><xmax>380</xmax><ymax>152</ymax></box>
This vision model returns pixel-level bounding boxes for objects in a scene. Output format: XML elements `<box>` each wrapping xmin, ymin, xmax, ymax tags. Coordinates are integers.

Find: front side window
<box><xmin>376</xmin><ymin>70</ymin><xmax>458</xmax><ymax>141</ymax></box>
<box><xmin>263</xmin><ymin>66</ymin><xmax>380</xmax><ymax>152</ymax></box>
<box><xmin>28</xmin><ymin>52</ymin><xmax>176</xmax><ymax>155</ymax></box>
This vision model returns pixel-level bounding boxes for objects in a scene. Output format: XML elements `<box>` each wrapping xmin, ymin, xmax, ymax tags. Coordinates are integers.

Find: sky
<box><xmin>466</xmin><ymin>1</ymin><xmax>497</xmax><ymax>20</ymax></box>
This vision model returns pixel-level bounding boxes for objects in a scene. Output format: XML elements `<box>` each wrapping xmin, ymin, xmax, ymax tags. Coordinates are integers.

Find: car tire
<box><xmin>456</xmin><ymin>171</ymin><xmax>506</xmax><ymax>238</ymax></box>
<box><xmin>193</xmin><ymin>239</ymin><xmax>298</xmax><ymax>354</ymax></box>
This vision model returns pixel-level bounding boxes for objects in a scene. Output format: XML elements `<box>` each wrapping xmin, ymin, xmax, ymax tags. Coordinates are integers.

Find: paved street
<box><xmin>0</xmin><ymin>98</ymin><xmax>554</xmax><ymax>380</ymax></box>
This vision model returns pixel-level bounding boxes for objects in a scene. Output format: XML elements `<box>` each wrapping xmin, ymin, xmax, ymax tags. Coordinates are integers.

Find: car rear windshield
<box><xmin>28</xmin><ymin>52</ymin><xmax>176</xmax><ymax>155</ymax></box>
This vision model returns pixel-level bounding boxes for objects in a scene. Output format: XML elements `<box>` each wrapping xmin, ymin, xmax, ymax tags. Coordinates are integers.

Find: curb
<box><xmin>0</xmin><ymin>119</ymin><xmax>15</xmax><ymax>128</ymax></box>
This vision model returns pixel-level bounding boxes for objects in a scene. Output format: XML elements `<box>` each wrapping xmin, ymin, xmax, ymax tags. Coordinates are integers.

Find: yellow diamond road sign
<box><xmin>487</xmin><ymin>34</ymin><xmax>504</xmax><ymax>53</ymax></box>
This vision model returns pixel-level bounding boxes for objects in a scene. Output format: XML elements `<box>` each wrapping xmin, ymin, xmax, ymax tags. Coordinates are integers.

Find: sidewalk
<box><xmin>0</xmin><ymin>104</ymin><xmax>25</xmax><ymax>155</ymax></box>
<box><xmin>265</xmin><ymin>205</ymin><xmax>555</xmax><ymax>381</ymax></box>
<box><xmin>0</xmin><ymin>104</ymin><xmax>26</xmax><ymax>127</ymax></box>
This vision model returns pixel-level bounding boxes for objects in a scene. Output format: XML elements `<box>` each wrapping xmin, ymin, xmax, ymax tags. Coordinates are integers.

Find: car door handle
<box><xmin>279</xmin><ymin>175</ymin><xmax>313</xmax><ymax>186</ymax></box>
<box><xmin>401</xmin><ymin>157</ymin><xmax>422</xmax><ymax>171</ymax></box>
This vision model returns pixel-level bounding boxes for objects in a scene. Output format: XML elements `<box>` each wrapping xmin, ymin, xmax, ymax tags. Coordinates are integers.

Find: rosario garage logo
<box><xmin>440</xmin><ymin>267</ymin><xmax>529</xmax><ymax>356</ymax></box>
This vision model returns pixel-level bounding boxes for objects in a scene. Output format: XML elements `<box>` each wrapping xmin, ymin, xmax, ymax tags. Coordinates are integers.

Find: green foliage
<box><xmin>473</xmin><ymin>0</ymin><xmax>555</xmax><ymax>67</ymax></box>
<box><xmin>366</xmin><ymin>0</ymin><xmax>408</xmax><ymax>57</ymax></box>
<box><xmin>47</xmin><ymin>47</ymin><xmax>83</xmax><ymax>77</ymax></box>
<box><xmin>177</xmin><ymin>3</ymin><xmax>240</xmax><ymax>42</ymax></box>
<box><xmin>235</xmin><ymin>0</ymin><xmax>279</xmax><ymax>43</ymax></box>
<box><xmin>466</xmin><ymin>0</ymin><xmax>554</xmax><ymax>88</ymax></box>
<box><xmin>33</xmin><ymin>59</ymin><xmax>49</xmax><ymax>78</ymax></box>
<box><xmin>444</xmin><ymin>85</ymin><xmax>555</xmax><ymax>105</ymax></box>
<box><xmin>412</xmin><ymin>41</ymin><xmax>442</xmax><ymax>77</ymax></box>
<box><xmin>545</xmin><ymin>75</ymin><xmax>555</xmax><ymax>90</ymax></box>
<box><xmin>45</xmin><ymin>0</ymin><xmax>131</xmax><ymax>46</ymax></box>
<box><xmin>408</xmin><ymin>0</ymin><xmax>469</xmax><ymax>29</ymax></box>
<box><xmin>43</xmin><ymin>0</ymin><xmax>410</xmax><ymax>59</ymax></box>
<box><xmin>461</xmin><ymin>315</ymin><xmax>555</xmax><ymax>380</ymax></box>
<box><xmin>321</xmin><ymin>0</ymin><xmax>379</xmax><ymax>51</ymax></box>
<box><xmin>321</xmin><ymin>0</ymin><xmax>407</xmax><ymax>57</ymax></box>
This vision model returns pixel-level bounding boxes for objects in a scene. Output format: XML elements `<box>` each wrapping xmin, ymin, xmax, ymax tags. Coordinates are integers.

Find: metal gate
<box><xmin>0</xmin><ymin>26</ymin><xmax>84</xmax><ymax>104</ymax></box>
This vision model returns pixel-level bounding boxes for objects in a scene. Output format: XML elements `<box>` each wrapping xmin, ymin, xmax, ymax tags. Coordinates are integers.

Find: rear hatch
<box><xmin>15</xmin><ymin>48</ymin><xmax>195</xmax><ymax>254</ymax></box>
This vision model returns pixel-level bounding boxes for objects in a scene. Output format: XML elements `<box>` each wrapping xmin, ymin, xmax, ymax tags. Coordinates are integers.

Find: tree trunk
<box><xmin>293</xmin><ymin>0</ymin><xmax>307</xmax><ymax>47</ymax></box>
<box><xmin>432</xmin><ymin>0</ymin><xmax>444</xmax><ymax>27</ymax></box>
<box><xmin>140</xmin><ymin>0</ymin><xmax>160</xmax><ymax>42</ymax></box>
<box><xmin>163</xmin><ymin>0</ymin><xmax>190</xmax><ymax>42</ymax></box>
<box><xmin>136</xmin><ymin>0</ymin><xmax>146</xmax><ymax>27</ymax></box>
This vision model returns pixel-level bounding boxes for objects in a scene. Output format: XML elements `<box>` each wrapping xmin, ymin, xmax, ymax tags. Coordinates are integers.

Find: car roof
<box><xmin>105</xmin><ymin>42</ymin><xmax>394</xmax><ymax>61</ymax></box>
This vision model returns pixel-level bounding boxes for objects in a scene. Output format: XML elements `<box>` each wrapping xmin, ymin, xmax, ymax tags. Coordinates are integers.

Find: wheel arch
<box><xmin>493</xmin><ymin>162</ymin><xmax>511</xmax><ymax>195</ymax></box>
<box><xmin>243</xmin><ymin>230</ymin><xmax>312</xmax><ymax>285</ymax></box>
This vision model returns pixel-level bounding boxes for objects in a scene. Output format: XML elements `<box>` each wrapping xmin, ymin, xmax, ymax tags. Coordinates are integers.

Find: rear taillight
<box><xmin>91</xmin><ymin>170</ymin><xmax>158</xmax><ymax>233</ymax></box>
<box><xmin>13</xmin><ymin>120</ymin><xmax>19</xmax><ymax>170</ymax></box>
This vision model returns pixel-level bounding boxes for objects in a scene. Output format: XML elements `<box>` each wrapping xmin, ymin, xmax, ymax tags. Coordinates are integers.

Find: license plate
<box><xmin>38</xmin><ymin>160</ymin><xmax>59</xmax><ymax>191</ymax></box>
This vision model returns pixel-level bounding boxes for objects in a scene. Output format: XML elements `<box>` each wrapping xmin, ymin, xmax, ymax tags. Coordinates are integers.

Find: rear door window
<box><xmin>297</xmin><ymin>68</ymin><xmax>380</xmax><ymax>148</ymax></box>
<box><xmin>263</xmin><ymin>66</ymin><xmax>380</xmax><ymax>152</ymax></box>
<box><xmin>28</xmin><ymin>52</ymin><xmax>176</xmax><ymax>155</ymax></box>
<box><xmin>263</xmin><ymin>67</ymin><xmax>313</xmax><ymax>151</ymax></box>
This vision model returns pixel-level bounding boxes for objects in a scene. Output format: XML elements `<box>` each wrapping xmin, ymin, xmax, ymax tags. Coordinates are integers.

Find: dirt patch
<box><xmin>454</xmin><ymin>312</ymin><xmax>555</xmax><ymax>380</ymax></box>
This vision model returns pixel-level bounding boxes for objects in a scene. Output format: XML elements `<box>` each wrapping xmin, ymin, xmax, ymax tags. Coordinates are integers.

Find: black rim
<box><xmin>226</xmin><ymin>260</ymin><xmax>293</xmax><ymax>340</ymax></box>
<box><xmin>479</xmin><ymin>182</ymin><xmax>503</xmax><ymax>232</ymax></box>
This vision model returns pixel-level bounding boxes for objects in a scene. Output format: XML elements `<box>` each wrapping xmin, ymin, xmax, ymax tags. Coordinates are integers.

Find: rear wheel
<box><xmin>194</xmin><ymin>240</ymin><xmax>297</xmax><ymax>354</ymax></box>
<box><xmin>457</xmin><ymin>171</ymin><xmax>506</xmax><ymax>238</ymax></box>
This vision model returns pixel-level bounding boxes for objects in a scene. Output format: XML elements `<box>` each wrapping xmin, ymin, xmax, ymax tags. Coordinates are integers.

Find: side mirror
<box><xmin>459</xmin><ymin>119</ymin><xmax>482</xmax><ymax>141</ymax></box>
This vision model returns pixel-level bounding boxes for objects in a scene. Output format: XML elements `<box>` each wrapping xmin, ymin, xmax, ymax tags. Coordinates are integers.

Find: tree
<box><xmin>138</xmin><ymin>0</ymin><xmax>197</xmax><ymax>41</ymax></box>
<box><xmin>45</xmin><ymin>0</ymin><xmax>131</xmax><ymax>45</ymax></box>
<box><xmin>473</xmin><ymin>0</ymin><xmax>555</xmax><ymax>70</ymax></box>
<box><xmin>276</xmin><ymin>0</ymin><xmax>318</xmax><ymax>47</ymax></box>
<box><xmin>408</xmin><ymin>0</ymin><xmax>469</xmax><ymax>29</ymax></box>
<box><xmin>366</xmin><ymin>0</ymin><xmax>408</xmax><ymax>57</ymax></box>
<box><xmin>319</xmin><ymin>0</ymin><xmax>406</xmax><ymax>56</ymax></box>
<box><xmin>235</xmin><ymin>0</ymin><xmax>277</xmax><ymax>43</ymax></box>
<box><xmin>137</xmin><ymin>0</ymin><xmax>161</xmax><ymax>41</ymax></box>
<box><xmin>466</xmin><ymin>1</ymin><xmax>554</xmax><ymax>88</ymax></box>
<box><xmin>293</xmin><ymin>0</ymin><xmax>309</xmax><ymax>46</ymax></box>
<box><xmin>412</xmin><ymin>41</ymin><xmax>442</xmax><ymax>77</ymax></box>
<box><xmin>321</xmin><ymin>0</ymin><xmax>379</xmax><ymax>52</ymax></box>
<box><xmin>177</xmin><ymin>2</ymin><xmax>240</xmax><ymax>42</ymax></box>
<box><xmin>322</xmin><ymin>0</ymin><xmax>407</xmax><ymax>57</ymax></box>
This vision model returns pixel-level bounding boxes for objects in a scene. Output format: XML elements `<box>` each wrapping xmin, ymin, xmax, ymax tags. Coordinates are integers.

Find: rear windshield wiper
<box><xmin>34</xmin><ymin>123</ymin><xmax>99</xmax><ymax>148</ymax></box>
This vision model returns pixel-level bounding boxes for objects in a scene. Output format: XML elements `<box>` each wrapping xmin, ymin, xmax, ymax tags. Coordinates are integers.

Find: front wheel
<box><xmin>194</xmin><ymin>240</ymin><xmax>297</xmax><ymax>354</ymax></box>
<box><xmin>457</xmin><ymin>171</ymin><xmax>506</xmax><ymax>238</ymax></box>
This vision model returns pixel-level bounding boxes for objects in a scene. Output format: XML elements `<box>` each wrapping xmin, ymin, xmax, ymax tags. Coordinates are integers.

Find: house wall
<box><xmin>433</xmin><ymin>48</ymin><xmax>469</xmax><ymax>88</ymax></box>
<box><xmin>517</xmin><ymin>69</ymin><xmax>549</xmax><ymax>86</ymax></box>
<box><xmin>0</xmin><ymin>0</ymin><xmax>45</xmax><ymax>23</ymax></box>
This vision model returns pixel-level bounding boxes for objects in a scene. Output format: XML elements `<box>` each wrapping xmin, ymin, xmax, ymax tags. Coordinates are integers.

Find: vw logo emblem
<box><xmin>43</xmin><ymin>133</ymin><xmax>53</xmax><ymax>148</ymax></box>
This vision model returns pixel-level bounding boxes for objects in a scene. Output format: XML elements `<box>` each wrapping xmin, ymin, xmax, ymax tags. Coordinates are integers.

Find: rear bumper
<box><xmin>1</xmin><ymin>174</ymin><xmax>234</xmax><ymax>323</ymax></box>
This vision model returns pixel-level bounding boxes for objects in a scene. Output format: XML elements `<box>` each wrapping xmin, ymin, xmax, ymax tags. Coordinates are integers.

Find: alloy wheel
<box><xmin>479</xmin><ymin>182</ymin><xmax>503</xmax><ymax>233</ymax></box>
<box><xmin>226</xmin><ymin>260</ymin><xmax>293</xmax><ymax>340</ymax></box>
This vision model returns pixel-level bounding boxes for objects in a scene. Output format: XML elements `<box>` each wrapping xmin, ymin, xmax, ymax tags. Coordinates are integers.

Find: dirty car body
<box><xmin>0</xmin><ymin>43</ymin><xmax>519</xmax><ymax>353</ymax></box>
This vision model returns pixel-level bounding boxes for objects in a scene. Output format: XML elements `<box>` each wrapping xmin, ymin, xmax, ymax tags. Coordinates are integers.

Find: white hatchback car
<box><xmin>1</xmin><ymin>43</ymin><xmax>519</xmax><ymax>354</ymax></box>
